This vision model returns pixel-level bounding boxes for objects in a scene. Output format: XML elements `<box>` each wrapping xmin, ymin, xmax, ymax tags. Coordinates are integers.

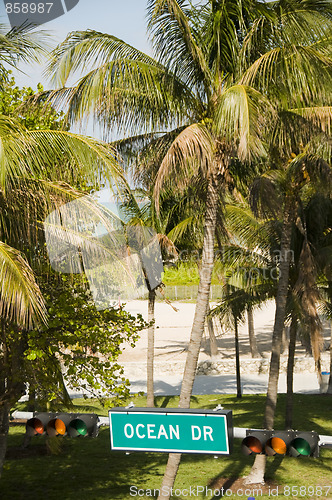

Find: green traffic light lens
<box><xmin>70</xmin><ymin>419</ymin><xmax>88</xmax><ymax>436</ymax></box>
<box><xmin>293</xmin><ymin>437</ymin><xmax>311</xmax><ymax>456</ymax></box>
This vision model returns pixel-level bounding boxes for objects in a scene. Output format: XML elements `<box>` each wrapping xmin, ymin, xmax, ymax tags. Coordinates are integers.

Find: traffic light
<box><xmin>242</xmin><ymin>430</ymin><xmax>319</xmax><ymax>457</ymax></box>
<box><xmin>26</xmin><ymin>413</ymin><xmax>99</xmax><ymax>438</ymax></box>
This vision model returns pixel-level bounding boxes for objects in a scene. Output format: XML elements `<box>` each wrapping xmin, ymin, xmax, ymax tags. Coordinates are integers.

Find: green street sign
<box><xmin>109</xmin><ymin>408</ymin><xmax>232</xmax><ymax>455</ymax></box>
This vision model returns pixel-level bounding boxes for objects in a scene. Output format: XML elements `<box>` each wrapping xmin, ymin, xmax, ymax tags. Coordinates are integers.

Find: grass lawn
<box><xmin>1</xmin><ymin>394</ymin><xmax>332</xmax><ymax>499</ymax></box>
<box><xmin>162</xmin><ymin>262</ymin><xmax>222</xmax><ymax>286</ymax></box>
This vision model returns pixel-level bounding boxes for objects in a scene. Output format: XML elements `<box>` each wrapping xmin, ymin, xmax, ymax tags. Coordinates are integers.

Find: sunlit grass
<box><xmin>162</xmin><ymin>262</ymin><xmax>222</xmax><ymax>286</ymax></box>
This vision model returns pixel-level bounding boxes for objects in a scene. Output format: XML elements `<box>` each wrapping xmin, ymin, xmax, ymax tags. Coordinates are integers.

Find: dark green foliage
<box><xmin>0</xmin><ymin>72</ymin><xmax>68</xmax><ymax>131</ymax></box>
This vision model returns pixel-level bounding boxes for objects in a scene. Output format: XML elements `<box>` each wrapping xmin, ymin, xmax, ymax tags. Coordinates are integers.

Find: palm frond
<box><xmin>153</xmin><ymin>123</ymin><xmax>214</xmax><ymax>209</ymax></box>
<box><xmin>27</xmin><ymin>129</ymin><xmax>123</xmax><ymax>188</ymax></box>
<box><xmin>147</xmin><ymin>0</ymin><xmax>212</xmax><ymax>93</ymax></box>
<box><xmin>44</xmin><ymin>28</ymin><xmax>202</xmax><ymax>133</ymax></box>
<box><xmin>46</xmin><ymin>29</ymin><xmax>161</xmax><ymax>87</ymax></box>
<box><xmin>271</xmin><ymin>109</ymin><xmax>319</xmax><ymax>158</ymax></box>
<box><xmin>215</xmin><ymin>85</ymin><xmax>269</xmax><ymax>161</ymax></box>
<box><xmin>224</xmin><ymin>202</ymin><xmax>274</xmax><ymax>253</ymax></box>
<box><xmin>209</xmin><ymin>280</ymin><xmax>275</xmax><ymax>325</ymax></box>
<box><xmin>0</xmin><ymin>241</ymin><xmax>46</xmax><ymax>328</ymax></box>
<box><xmin>0</xmin><ymin>22</ymin><xmax>50</xmax><ymax>72</ymax></box>
<box><xmin>131</xmin><ymin>126</ymin><xmax>188</xmax><ymax>189</ymax></box>
<box><xmin>249</xmin><ymin>174</ymin><xmax>284</xmax><ymax>219</ymax></box>
<box><xmin>241</xmin><ymin>44</ymin><xmax>332</xmax><ymax>103</ymax></box>
<box><xmin>44</xmin><ymin>58</ymin><xmax>198</xmax><ymax>134</ymax></box>
<box><xmin>295</xmin><ymin>239</ymin><xmax>324</xmax><ymax>369</ymax></box>
<box><xmin>167</xmin><ymin>216</ymin><xmax>194</xmax><ymax>243</ymax></box>
<box><xmin>286</xmin><ymin>152</ymin><xmax>332</xmax><ymax>190</ymax></box>
<box><xmin>0</xmin><ymin>115</ymin><xmax>32</xmax><ymax>190</ymax></box>
<box><xmin>0</xmin><ymin>116</ymin><xmax>124</xmax><ymax>193</ymax></box>
<box><xmin>289</xmin><ymin>106</ymin><xmax>332</xmax><ymax>135</ymax></box>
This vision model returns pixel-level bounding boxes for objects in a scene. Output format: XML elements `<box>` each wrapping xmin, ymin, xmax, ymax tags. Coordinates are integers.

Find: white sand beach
<box><xmin>118</xmin><ymin>299</ymin><xmax>331</xmax><ymax>395</ymax></box>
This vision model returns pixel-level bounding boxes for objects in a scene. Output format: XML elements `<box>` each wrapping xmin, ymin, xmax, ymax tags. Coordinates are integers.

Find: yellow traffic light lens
<box><xmin>271</xmin><ymin>437</ymin><xmax>287</xmax><ymax>455</ymax></box>
<box><xmin>246</xmin><ymin>436</ymin><xmax>263</xmax><ymax>454</ymax></box>
<box><xmin>55</xmin><ymin>419</ymin><xmax>66</xmax><ymax>435</ymax></box>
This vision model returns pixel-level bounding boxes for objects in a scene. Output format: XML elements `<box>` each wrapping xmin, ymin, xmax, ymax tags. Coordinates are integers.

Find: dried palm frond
<box><xmin>295</xmin><ymin>240</ymin><xmax>324</xmax><ymax>377</ymax></box>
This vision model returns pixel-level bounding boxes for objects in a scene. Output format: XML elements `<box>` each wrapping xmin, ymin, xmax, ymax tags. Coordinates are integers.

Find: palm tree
<box><xmin>246</xmin><ymin>153</ymin><xmax>332</xmax><ymax>483</ymax></box>
<box><xmin>42</xmin><ymin>0</ymin><xmax>332</xmax><ymax>494</ymax></box>
<box><xmin>210</xmin><ymin>284</ymin><xmax>262</xmax><ymax>399</ymax></box>
<box><xmin>119</xmin><ymin>188</ymin><xmax>180</xmax><ymax>407</ymax></box>
<box><xmin>304</xmin><ymin>195</ymin><xmax>332</xmax><ymax>394</ymax></box>
<box><xmin>220</xmin><ymin>197</ymin><xmax>281</xmax><ymax>351</ymax></box>
<box><xmin>284</xmin><ymin>190</ymin><xmax>332</xmax><ymax>427</ymax></box>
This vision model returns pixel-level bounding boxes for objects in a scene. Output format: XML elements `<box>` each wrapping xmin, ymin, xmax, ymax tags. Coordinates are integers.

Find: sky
<box><xmin>0</xmin><ymin>0</ymin><xmax>156</xmax><ymax>138</ymax></box>
<box><xmin>1</xmin><ymin>0</ymin><xmax>152</xmax><ymax>89</ymax></box>
<box><xmin>1</xmin><ymin>0</ymin><xmax>201</xmax><ymax>138</ymax></box>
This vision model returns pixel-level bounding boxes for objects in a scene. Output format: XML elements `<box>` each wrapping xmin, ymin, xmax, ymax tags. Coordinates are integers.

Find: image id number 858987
<box><xmin>5</xmin><ymin>2</ymin><xmax>53</xmax><ymax>13</ymax></box>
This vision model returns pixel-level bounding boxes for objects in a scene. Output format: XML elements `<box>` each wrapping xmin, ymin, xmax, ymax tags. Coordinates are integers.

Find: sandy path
<box><xmin>119</xmin><ymin>299</ymin><xmax>330</xmax><ymax>364</ymax></box>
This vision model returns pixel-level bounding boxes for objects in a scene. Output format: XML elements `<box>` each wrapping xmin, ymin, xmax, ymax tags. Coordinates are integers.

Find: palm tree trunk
<box><xmin>328</xmin><ymin>322</ymin><xmax>332</xmax><ymax>394</ymax></box>
<box><xmin>207</xmin><ymin>307</ymin><xmax>219</xmax><ymax>358</ymax></box>
<box><xmin>244</xmin><ymin>455</ymin><xmax>267</xmax><ymax>486</ymax></box>
<box><xmin>157</xmin><ymin>175</ymin><xmax>219</xmax><ymax>500</ymax></box>
<box><xmin>281</xmin><ymin>327</ymin><xmax>289</xmax><ymax>354</ymax></box>
<box><xmin>0</xmin><ymin>321</ymin><xmax>9</xmax><ymax>478</ymax></box>
<box><xmin>264</xmin><ymin>196</ymin><xmax>295</xmax><ymax>429</ymax></box>
<box><xmin>0</xmin><ymin>402</ymin><xmax>9</xmax><ymax>479</ymax></box>
<box><xmin>235</xmin><ymin>316</ymin><xmax>242</xmax><ymax>398</ymax></box>
<box><xmin>245</xmin><ymin>195</ymin><xmax>295</xmax><ymax>485</ymax></box>
<box><xmin>247</xmin><ymin>306</ymin><xmax>259</xmax><ymax>358</ymax></box>
<box><xmin>147</xmin><ymin>289</ymin><xmax>156</xmax><ymax>408</ymax></box>
<box><xmin>285</xmin><ymin>314</ymin><xmax>297</xmax><ymax>429</ymax></box>
<box><xmin>28</xmin><ymin>385</ymin><xmax>36</xmax><ymax>412</ymax></box>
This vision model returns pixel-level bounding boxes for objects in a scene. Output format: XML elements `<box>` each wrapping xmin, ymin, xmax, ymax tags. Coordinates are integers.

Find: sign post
<box><xmin>109</xmin><ymin>407</ymin><xmax>232</xmax><ymax>455</ymax></box>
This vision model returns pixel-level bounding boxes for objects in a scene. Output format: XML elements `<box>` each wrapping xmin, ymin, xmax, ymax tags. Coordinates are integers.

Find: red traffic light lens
<box><xmin>243</xmin><ymin>436</ymin><xmax>263</xmax><ymax>454</ymax></box>
<box><xmin>26</xmin><ymin>418</ymin><xmax>45</xmax><ymax>435</ymax></box>
<box><xmin>33</xmin><ymin>418</ymin><xmax>44</xmax><ymax>435</ymax></box>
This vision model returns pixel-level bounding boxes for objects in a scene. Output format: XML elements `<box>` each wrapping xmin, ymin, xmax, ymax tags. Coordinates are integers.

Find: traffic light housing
<box><xmin>26</xmin><ymin>413</ymin><xmax>99</xmax><ymax>438</ymax></box>
<box><xmin>242</xmin><ymin>429</ymin><xmax>319</xmax><ymax>457</ymax></box>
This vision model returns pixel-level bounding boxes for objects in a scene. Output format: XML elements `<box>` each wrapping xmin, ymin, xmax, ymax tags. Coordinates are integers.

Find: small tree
<box><xmin>23</xmin><ymin>272</ymin><xmax>146</xmax><ymax>409</ymax></box>
<box><xmin>0</xmin><ymin>59</ymin><xmax>122</xmax><ymax>477</ymax></box>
